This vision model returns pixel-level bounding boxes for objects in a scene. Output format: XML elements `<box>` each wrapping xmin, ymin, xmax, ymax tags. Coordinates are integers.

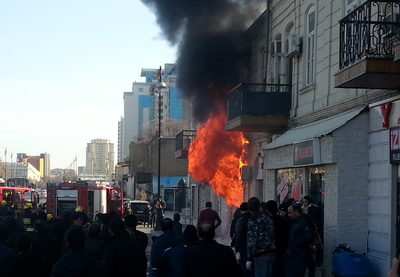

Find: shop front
<box><xmin>262</xmin><ymin>107</ymin><xmax>369</xmax><ymax>275</ymax></box>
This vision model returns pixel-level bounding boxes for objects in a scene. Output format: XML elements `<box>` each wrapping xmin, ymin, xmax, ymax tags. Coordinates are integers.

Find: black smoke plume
<box><xmin>141</xmin><ymin>0</ymin><xmax>266</xmax><ymax>123</ymax></box>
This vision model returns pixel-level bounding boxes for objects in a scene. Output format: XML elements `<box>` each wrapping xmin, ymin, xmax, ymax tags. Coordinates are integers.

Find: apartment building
<box><xmin>86</xmin><ymin>139</ymin><xmax>114</xmax><ymax>180</ymax></box>
<box><xmin>221</xmin><ymin>0</ymin><xmax>400</xmax><ymax>275</ymax></box>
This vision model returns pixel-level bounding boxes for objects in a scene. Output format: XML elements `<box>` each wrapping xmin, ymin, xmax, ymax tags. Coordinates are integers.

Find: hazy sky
<box><xmin>0</xmin><ymin>1</ymin><xmax>176</xmax><ymax>169</ymax></box>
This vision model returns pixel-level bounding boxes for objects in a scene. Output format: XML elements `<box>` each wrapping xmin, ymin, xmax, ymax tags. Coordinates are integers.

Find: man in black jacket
<box><xmin>266</xmin><ymin>200</ymin><xmax>290</xmax><ymax>277</ymax></box>
<box><xmin>151</xmin><ymin>218</ymin><xmax>186</xmax><ymax>276</ymax></box>
<box><xmin>285</xmin><ymin>203</ymin><xmax>315</xmax><ymax>277</ymax></box>
<box><xmin>103</xmin><ymin>218</ymin><xmax>147</xmax><ymax>277</ymax></box>
<box><xmin>182</xmin><ymin>223</ymin><xmax>242</xmax><ymax>277</ymax></box>
<box><xmin>234</xmin><ymin>202</ymin><xmax>253</xmax><ymax>277</ymax></box>
<box><xmin>52</xmin><ymin>227</ymin><xmax>105</xmax><ymax>277</ymax></box>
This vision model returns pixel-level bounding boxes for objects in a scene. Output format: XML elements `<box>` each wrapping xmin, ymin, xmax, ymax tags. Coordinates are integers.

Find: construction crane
<box><xmin>63</xmin><ymin>156</ymin><xmax>78</xmax><ymax>182</ymax></box>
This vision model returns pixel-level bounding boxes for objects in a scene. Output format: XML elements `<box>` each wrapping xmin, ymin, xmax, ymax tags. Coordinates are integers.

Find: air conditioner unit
<box><xmin>286</xmin><ymin>34</ymin><xmax>302</xmax><ymax>57</ymax></box>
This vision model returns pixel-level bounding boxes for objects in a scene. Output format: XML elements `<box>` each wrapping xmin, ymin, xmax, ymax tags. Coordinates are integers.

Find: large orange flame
<box><xmin>189</xmin><ymin>104</ymin><xmax>248</xmax><ymax>207</ymax></box>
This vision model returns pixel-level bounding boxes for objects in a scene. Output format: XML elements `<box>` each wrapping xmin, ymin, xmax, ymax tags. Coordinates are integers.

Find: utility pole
<box><xmin>4</xmin><ymin>148</ymin><xmax>6</xmax><ymax>186</ymax></box>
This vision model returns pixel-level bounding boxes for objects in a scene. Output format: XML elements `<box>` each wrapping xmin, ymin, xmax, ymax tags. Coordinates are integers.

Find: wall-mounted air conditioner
<box><xmin>285</xmin><ymin>34</ymin><xmax>302</xmax><ymax>57</ymax></box>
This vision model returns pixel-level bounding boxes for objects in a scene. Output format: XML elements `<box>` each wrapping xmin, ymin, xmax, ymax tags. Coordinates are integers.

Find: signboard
<box><xmin>293</xmin><ymin>138</ymin><xmax>321</xmax><ymax>166</ymax></box>
<box><xmin>390</xmin><ymin>127</ymin><xmax>400</xmax><ymax>164</ymax></box>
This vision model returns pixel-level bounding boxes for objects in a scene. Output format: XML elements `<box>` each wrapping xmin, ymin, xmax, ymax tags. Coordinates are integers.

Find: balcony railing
<box><xmin>175</xmin><ymin>130</ymin><xmax>196</xmax><ymax>159</ymax></box>
<box><xmin>339</xmin><ymin>0</ymin><xmax>400</xmax><ymax>69</ymax></box>
<box><xmin>226</xmin><ymin>83</ymin><xmax>291</xmax><ymax>132</ymax></box>
<box><xmin>227</xmin><ymin>83</ymin><xmax>291</xmax><ymax>119</ymax></box>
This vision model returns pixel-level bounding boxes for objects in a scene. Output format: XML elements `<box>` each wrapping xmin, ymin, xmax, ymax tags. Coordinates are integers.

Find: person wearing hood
<box><xmin>51</xmin><ymin>227</ymin><xmax>105</xmax><ymax>277</ymax></box>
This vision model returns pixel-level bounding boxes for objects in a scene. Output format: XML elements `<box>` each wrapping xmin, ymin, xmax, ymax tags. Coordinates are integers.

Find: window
<box><xmin>259</xmin><ymin>46</ymin><xmax>266</xmax><ymax>83</ymax></box>
<box><xmin>272</xmin><ymin>34</ymin><xmax>286</xmax><ymax>84</ymax></box>
<box><xmin>346</xmin><ymin>0</ymin><xmax>358</xmax><ymax>14</ymax></box>
<box><xmin>306</xmin><ymin>7</ymin><xmax>316</xmax><ymax>86</ymax></box>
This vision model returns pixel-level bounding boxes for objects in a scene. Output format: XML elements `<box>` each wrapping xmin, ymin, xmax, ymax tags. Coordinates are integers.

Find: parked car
<box><xmin>130</xmin><ymin>200</ymin><xmax>150</xmax><ymax>223</ymax></box>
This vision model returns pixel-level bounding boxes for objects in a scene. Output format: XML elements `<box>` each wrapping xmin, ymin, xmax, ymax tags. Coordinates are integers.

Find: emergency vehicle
<box><xmin>46</xmin><ymin>181</ymin><xmax>124</xmax><ymax>219</ymax></box>
<box><xmin>0</xmin><ymin>186</ymin><xmax>39</xmax><ymax>214</ymax></box>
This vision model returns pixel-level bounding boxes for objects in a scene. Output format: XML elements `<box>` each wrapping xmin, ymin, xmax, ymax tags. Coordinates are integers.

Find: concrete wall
<box><xmin>367</xmin><ymin>103</ymin><xmax>396</xmax><ymax>275</ymax></box>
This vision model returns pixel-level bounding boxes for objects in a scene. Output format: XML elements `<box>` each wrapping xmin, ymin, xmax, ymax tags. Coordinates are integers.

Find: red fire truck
<box><xmin>46</xmin><ymin>181</ymin><xmax>124</xmax><ymax>219</ymax></box>
<box><xmin>0</xmin><ymin>186</ymin><xmax>39</xmax><ymax>212</ymax></box>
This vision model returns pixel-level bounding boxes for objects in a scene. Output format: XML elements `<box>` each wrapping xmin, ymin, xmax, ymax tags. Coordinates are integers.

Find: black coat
<box><xmin>103</xmin><ymin>231</ymin><xmax>147</xmax><ymax>277</ymax></box>
<box><xmin>182</xmin><ymin>239</ymin><xmax>242</xmax><ymax>277</ymax></box>
<box><xmin>51</xmin><ymin>250</ymin><xmax>105</xmax><ymax>277</ymax></box>
<box><xmin>10</xmin><ymin>252</ymin><xmax>52</xmax><ymax>277</ymax></box>
<box><xmin>0</xmin><ymin>242</ymin><xmax>17</xmax><ymax>277</ymax></box>
<box><xmin>31</xmin><ymin>230</ymin><xmax>61</xmax><ymax>266</ymax></box>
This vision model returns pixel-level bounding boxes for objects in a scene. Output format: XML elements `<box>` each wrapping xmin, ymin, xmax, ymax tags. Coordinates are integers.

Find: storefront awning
<box><xmin>262</xmin><ymin>107</ymin><xmax>366</xmax><ymax>150</ymax></box>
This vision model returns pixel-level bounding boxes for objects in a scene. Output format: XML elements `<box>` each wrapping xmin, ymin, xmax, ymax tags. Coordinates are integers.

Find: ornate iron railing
<box><xmin>227</xmin><ymin>83</ymin><xmax>292</xmax><ymax>120</ymax></box>
<box><xmin>339</xmin><ymin>0</ymin><xmax>400</xmax><ymax>69</ymax></box>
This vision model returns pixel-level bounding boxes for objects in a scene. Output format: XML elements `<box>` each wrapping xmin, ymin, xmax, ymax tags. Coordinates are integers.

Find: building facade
<box><xmin>85</xmin><ymin>139</ymin><xmax>114</xmax><ymax>181</ymax></box>
<box><xmin>17</xmin><ymin>152</ymin><xmax>50</xmax><ymax>179</ymax></box>
<box><xmin>5</xmin><ymin>161</ymin><xmax>41</xmax><ymax>186</ymax></box>
<box><xmin>120</xmin><ymin>63</ymin><xmax>192</xmax><ymax>163</ymax></box>
<box><xmin>221</xmin><ymin>0</ymin><xmax>400</xmax><ymax>276</ymax></box>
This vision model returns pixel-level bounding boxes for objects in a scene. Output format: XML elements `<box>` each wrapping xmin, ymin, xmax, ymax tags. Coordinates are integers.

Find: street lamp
<box><xmin>155</xmin><ymin>66</ymin><xmax>167</xmax><ymax>230</ymax></box>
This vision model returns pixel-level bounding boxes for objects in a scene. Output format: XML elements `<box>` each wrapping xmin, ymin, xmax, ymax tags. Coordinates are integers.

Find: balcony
<box><xmin>175</xmin><ymin>130</ymin><xmax>196</xmax><ymax>159</ymax></box>
<box><xmin>225</xmin><ymin>83</ymin><xmax>291</xmax><ymax>132</ymax></box>
<box><xmin>334</xmin><ymin>0</ymin><xmax>400</xmax><ymax>89</ymax></box>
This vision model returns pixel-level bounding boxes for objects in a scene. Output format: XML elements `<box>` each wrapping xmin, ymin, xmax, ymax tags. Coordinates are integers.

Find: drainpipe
<box><xmin>265</xmin><ymin>0</ymin><xmax>272</xmax><ymax>83</ymax></box>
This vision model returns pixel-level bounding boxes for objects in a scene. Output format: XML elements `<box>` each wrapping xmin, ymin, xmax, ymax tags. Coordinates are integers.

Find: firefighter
<box><xmin>75</xmin><ymin>206</ymin><xmax>90</xmax><ymax>226</ymax></box>
<box><xmin>21</xmin><ymin>203</ymin><xmax>36</xmax><ymax>232</ymax></box>
<box><xmin>0</xmin><ymin>200</ymin><xmax>7</xmax><ymax>215</ymax></box>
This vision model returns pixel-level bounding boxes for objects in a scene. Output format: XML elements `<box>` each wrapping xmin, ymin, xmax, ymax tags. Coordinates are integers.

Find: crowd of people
<box><xmin>229</xmin><ymin>196</ymin><xmax>323</xmax><ymax>277</ymax></box>
<box><xmin>0</xmin><ymin>202</ymin><xmax>152</xmax><ymax>277</ymax></box>
<box><xmin>3</xmin><ymin>195</ymin><xmax>397</xmax><ymax>277</ymax></box>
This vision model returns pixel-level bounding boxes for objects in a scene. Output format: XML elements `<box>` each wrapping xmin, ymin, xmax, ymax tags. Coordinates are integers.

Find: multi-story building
<box><xmin>5</xmin><ymin>161</ymin><xmax>41</xmax><ymax>186</ymax></box>
<box><xmin>119</xmin><ymin>64</ymin><xmax>191</xmax><ymax>204</ymax></box>
<box><xmin>17</xmin><ymin>152</ymin><xmax>50</xmax><ymax>179</ymax></box>
<box><xmin>117</xmin><ymin>117</ymin><xmax>125</xmax><ymax>163</ymax></box>
<box><xmin>86</xmin><ymin>139</ymin><xmax>114</xmax><ymax>180</ymax></box>
<box><xmin>119</xmin><ymin>63</ymin><xmax>193</xmax><ymax>163</ymax></box>
<box><xmin>219</xmin><ymin>0</ymin><xmax>400</xmax><ymax>275</ymax></box>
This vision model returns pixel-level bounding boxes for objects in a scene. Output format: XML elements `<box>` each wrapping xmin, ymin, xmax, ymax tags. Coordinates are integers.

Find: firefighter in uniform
<box><xmin>21</xmin><ymin>203</ymin><xmax>36</xmax><ymax>232</ymax></box>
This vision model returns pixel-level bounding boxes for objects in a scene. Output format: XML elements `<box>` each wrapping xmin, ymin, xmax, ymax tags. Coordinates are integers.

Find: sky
<box><xmin>0</xmin><ymin>1</ymin><xmax>177</xmax><ymax>169</ymax></box>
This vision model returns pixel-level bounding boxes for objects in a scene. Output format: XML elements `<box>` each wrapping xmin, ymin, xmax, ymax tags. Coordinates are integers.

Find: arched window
<box><xmin>306</xmin><ymin>6</ymin><xmax>316</xmax><ymax>86</ymax></box>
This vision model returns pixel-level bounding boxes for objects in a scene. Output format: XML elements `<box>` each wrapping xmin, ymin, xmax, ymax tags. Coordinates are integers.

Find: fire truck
<box><xmin>46</xmin><ymin>181</ymin><xmax>124</xmax><ymax>219</ymax></box>
<box><xmin>0</xmin><ymin>186</ymin><xmax>39</xmax><ymax>214</ymax></box>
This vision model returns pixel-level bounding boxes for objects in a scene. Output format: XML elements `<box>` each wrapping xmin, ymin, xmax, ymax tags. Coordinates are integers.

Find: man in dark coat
<box><xmin>266</xmin><ymin>200</ymin><xmax>290</xmax><ymax>277</ymax></box>
<box><xmin>285</xmin><ymin>203</ymin><xmax>315</xmax><ymax>277</ymax></box>
<box><xmin>125</xmin><ymin>214</ymin><xmax>148</xmax><ymax>253</ymax></box>
<box><xmin>51</xmin><ymin>227</ymin><xmax>105</xmax><ymax>277</ymax></box>
<box><xmin>10</xmin><ymin>233</ymin><xmax>52</xmax><ymax>277</ymax></box>
<box><xmin>31</xmin><ymin>219</ymin><xmax>61</xmax><ymax>267</ymax></box>
<box><xmin>234</xmin><ymin>202</ymin><xmax>254</xmax><ymax>277</ymax></box>
<box><xmin>182</xmin><ymin>223</ymin><xmax>242</xmax><ymax>277</ymax></box>
<box><xmin>103</xmin><ymin>218</ymin><xmax>147</xmax><ymax>277</ymax></box>
<box><xmin>0</xmin><ymin>223</ymin><xmax>17</xmax><ymax>277</ymax></box>
<box><xmin>151</xmin><ymin>218</ymin><xmax>186</xmax><ymax>276</ymax></box>
<box><xmin>84</xmin><ymin>222</ymin><xmax>105</xmax><ymax>261</ymax></box>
